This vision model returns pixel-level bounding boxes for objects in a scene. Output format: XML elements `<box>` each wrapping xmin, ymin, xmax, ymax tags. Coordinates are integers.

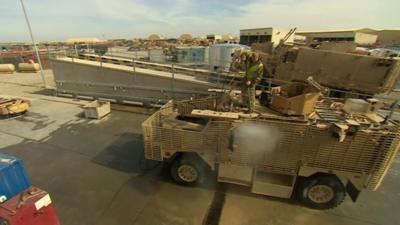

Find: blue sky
<box><xmin>1</xmin><ymin>0</ymin><xmax>399</xmax><ymax>42</ymax></box>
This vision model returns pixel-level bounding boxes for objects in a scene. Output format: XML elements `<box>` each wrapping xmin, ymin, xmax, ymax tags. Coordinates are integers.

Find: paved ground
<box><xmin>0</xmin><ymin>71</ymin><xmax>399</xmax><ymax>225</ymax></box>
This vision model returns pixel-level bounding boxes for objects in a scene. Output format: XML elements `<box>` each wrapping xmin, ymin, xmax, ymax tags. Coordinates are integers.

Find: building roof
<box><xmin>378</xmin><ymin>29</ymin><xmax>400</xmax><ymax>31</ymax></box>
<box><xmin>297</xmin><ymin>28</ymin><xmax>377</xmax><ymax>34</ymax></box>
<box><xmin>240</xmin><ymin>27</ymin><xmax>274</xmax><ymax>31</ymax></box>
<box><xmin>65</xmin><ymin>37</ymin><xmax>104</xmax><ymax>44</ymax></box>
<box><xmin>221</xmin><ymin>35</ymin><xmax>236</xmax><ymax>40</ymax></box>
<box><xmin>148</xmin><ymin>34</ymin><xmax>165</xmax><ymax>40</ymax></box>
<box><xmin>179</xmin><ymin>34</ymin><xmax>193</xmax><ymax>40</ymax></box>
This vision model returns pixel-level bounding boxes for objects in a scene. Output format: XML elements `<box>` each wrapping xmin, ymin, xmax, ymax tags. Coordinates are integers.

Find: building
<box><xmin>179</xmin><ymin>34</ymin><xmax>193</xmax><ymax>40</ymax></box>
<box><xmin>65</xmin><ymin>37</ymin><xmax>104</xmax><ymax>44</ymax></box>
<box><xmin>239</xmin><ymin>27</ymin><xmax>294</xmax><ymax>47</ymax></box>
<box><xmin>206</xmin><ymin>34</ymin><xmax>237</xmax><ymax>44</ymax></box>
<box><xmin>148</xmin><ymin>34</ymin><xmax>165</xmax><ymax>41</ymax></box>
<box><xmin>297</xmin><ymin>28</ymin><xmax>378</xmax><ymax>45</ymax></box>
<box><xmin>206</xmin><ymin>34</ymin><xmax>222</xmax><ymax>42</ymax></box>
<box><xmin>293</xmin><ymin>34</ymin><xmax>307</xmax><ymax>44</ymax></box>
<box><xmin>374</xmin><ymin>29</ymin><xmax>400</xmax><ymax>45</ymax></box>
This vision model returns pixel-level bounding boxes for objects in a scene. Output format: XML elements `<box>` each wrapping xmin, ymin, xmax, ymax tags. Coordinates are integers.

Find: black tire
<box><xmin>296</xmin><ymin>175</ymin><xmax>345</xmax><ymax>210</ymax></box>
<box><xmin>170</xmin><ymin>155</ymin><xmax>203</xmax><ymax>185</ymax></box>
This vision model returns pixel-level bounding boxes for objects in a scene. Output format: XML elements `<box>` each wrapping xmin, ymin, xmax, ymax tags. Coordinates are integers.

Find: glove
<box><xmin>246</xmin><ymin>81</ymin><xmax>251</xmax><ymax>86</ymax></box>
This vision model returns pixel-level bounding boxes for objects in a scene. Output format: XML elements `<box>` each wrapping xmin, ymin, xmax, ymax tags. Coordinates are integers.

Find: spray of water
<box><xmin>233</xmin><ymin>122</ymin><xmax>282</xmax><ymax>164</ymax></box>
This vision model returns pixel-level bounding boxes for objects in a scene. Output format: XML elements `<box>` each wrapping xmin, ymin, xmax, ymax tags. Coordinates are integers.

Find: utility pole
<box><xmin>19</xmin><ymin>0</ymin><xmax>47</xmax><ymax>87</ymax></box>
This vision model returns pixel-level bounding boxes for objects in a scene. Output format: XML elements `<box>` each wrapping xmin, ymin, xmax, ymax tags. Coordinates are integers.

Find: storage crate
<box><xmin>0</xmin><ymin>153</ymin><xmax>31</xmax><ymax>201</ymax></box>
<box><xmin>0</xmin><ymin>187</ymin><xmax>60</xmax><ymax>225</ymax></box>
<box><xmin>270</xmin><ymin>83</ymin><xmax>321</xmax><ymax>116</ymax></box>
<box><xmin>83</xmin><ymin>100</ymin><xmax>111</xmax><ymax>119</ymax></box>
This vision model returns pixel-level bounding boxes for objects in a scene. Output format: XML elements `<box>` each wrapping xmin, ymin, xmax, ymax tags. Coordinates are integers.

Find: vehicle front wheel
<box><xmin>296</xmin><ymin>175</ymin><xmax>345</xmax><ymax>210</ymax></box>
<box><xmin>170</xmin><ymin>155</ymin><xmax>203</xmax><ymax>185</ymax></box>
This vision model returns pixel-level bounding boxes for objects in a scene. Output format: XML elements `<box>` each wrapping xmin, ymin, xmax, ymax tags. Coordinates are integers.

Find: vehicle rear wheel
<box><xmin>296</xmin><ymin>175</ymin><xmax>345</xmax><ymax>209</ymax></box>
<box><xmin>171</xmin><ymin>155</ymin><xmax>202</xmax><ymax>185</ymax></box>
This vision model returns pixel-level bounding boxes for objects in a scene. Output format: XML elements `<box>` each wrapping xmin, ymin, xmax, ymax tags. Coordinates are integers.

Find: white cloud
<box><xmin>237</xmin><ymin>0</ymin><xmax>400</xmax><ymax>30</ymax></box>
<box><xmin>85</xmin><ymin>0</ymin><xmax>400</xmax><ymax>37</ymax></box>
<box><xmin>88</xmin><ymin>0</ymin><xmax>157</xmax><ymax>21</ymax></box>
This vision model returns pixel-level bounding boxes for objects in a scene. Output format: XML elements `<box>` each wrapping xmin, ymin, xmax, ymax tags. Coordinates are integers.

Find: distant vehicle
<box><xmin>369</xmin><ymin>48</ymin><xmax>400</xmax><ymax>59</ymax></box>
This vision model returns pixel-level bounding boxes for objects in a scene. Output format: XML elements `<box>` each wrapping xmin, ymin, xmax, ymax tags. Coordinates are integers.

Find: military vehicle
<box><xmin>142</xmin><ymin>84</ymin><xmax>400</xmax><ymax>209</ymax></box>
<box><xmin>266</xmin><ymin>47</ymin><xmax>400</xmax><ymax>96</ymax></box>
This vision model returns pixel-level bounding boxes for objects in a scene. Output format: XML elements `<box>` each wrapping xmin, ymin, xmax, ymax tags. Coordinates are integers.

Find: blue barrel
<box><xmin>0</xmin><ymin>153</ymin><xmax>31</xmax><ymax>201</ymax></box>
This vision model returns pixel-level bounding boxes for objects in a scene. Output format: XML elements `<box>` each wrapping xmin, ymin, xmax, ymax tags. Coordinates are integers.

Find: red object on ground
<box><xmin>0</xmin><ymin>187</ymin><xmax>60</xmax><ymax>225</ymax></box>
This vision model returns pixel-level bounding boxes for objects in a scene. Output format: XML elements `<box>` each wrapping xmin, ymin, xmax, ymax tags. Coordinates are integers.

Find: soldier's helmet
<box><xmin>250</xmin><ymin>52</ymin><xmax>260</xmax><ymax>63</ymax></box>
<box><xmin>240</xmin><ymin>50</ymin><xmax>250</xmax><ymax>61</ymax></box>
<box><xmin>231</xmin><ymin>48</ymin><xmax>242</xmax><ymax>58</ymax></box>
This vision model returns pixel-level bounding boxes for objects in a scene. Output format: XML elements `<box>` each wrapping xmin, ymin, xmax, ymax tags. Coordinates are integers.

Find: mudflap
<box><xmin>346</xmin><ymin>181</ymin><xmax>361</xmax><ymax>202</ymax></box>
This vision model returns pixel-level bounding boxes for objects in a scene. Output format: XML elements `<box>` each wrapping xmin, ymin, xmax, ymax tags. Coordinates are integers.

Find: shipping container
<box><xmin>149</xmin><ymin>48</ymin><xmax>166</xmax><ymax>63</ymax></box>
<box><xmin>174</xmin><ymin>46</ymin><xmax>205</xmax><ymax>64</ymax></box>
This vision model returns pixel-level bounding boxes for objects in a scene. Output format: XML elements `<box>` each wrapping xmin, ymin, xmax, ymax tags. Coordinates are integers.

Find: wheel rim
<box><xmin>177</xmin><ymin>164</ymin><xmax>198</xmax><ymax>183</ymax></box>
<box><xmin>308</xmin><ymin>184</ymin><xmax>335</xmax><ymax>204</ymax></box>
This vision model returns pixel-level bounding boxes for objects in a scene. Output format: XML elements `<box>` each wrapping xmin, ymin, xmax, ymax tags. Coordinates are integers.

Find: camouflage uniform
<box><xmin>242</xmin><ymin>54</ymin><xmax>264</xmax><ymax>112</ymax></box>
<box><xmin>229</xmin><ymin>50</ymin><xmax>263</xmax><ymax>112</ymax></box>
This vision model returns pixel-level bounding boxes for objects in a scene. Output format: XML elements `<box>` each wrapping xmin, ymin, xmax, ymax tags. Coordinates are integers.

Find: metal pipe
<box><xmin>171</xmin><ymin>63</ymin><xmax>175</xmax><ymax>96</ymax></box>
<box><xmin>132</xmin><ymin>58</ymin><xmax>136</xmax><ymax>82</ymax></box>
<box><xmin>384</xmin><ymin>100</ymin><xmax>399</xmax><ymax>124</ymax></box>
<box><xmin>19</xmin><ymin>0</ymin><xmax>47</xmax><ymax>87</ymax></box>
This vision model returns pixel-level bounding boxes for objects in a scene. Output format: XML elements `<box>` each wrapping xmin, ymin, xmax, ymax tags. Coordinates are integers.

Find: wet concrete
<box><xmin>0</xmin><ymin>72</ymin><xmax>399</xmax><ymax>225</ymax></box>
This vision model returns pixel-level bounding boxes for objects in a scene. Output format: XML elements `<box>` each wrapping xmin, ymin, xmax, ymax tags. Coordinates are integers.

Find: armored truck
<box><xmin>142</xmin><ymin>95</ymin><xmax>400</xmax><ymax>209</ymax></box>
<box><xmin>271</xmin><ymin>47</ymin><xmax>400</xmax><ymax>95</ymax></box>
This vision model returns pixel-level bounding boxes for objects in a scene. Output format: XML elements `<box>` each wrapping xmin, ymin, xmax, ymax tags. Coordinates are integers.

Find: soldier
<box><xmin>230</xmin><ymin>48</ymin><xmax>246</xmax><ymax>72</ymax></box>
<box><xmin>242</xmin><ymin>52</ymin><xmax>264</xmax><ymax>112</ymax></box>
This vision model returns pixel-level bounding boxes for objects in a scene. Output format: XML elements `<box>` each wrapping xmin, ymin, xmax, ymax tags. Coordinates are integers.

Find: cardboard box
<box><xmin>270</xmin><ymin>83</ymin><xmax>321</xmax><ymax>116</ymax></box>
<box><xmin>0</xmin><ymin>187</ymin><xmax>60</xmax><ymax>225</ymax></box>
<box><xmin>342</xmin><ymin>98</ymin><xmax>384</xmax><ymax>114</ymax></box>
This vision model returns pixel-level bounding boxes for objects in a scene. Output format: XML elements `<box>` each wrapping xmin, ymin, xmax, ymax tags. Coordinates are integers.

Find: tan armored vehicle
<box><xmin>270</xmin><ymin>47</ymin><xmax>400</xmax><ymax>95</ymax></box>
<box><xmin>142</xmin><ymin>84</ymin><xmax>400</xmax><ymax>209</ymax></box>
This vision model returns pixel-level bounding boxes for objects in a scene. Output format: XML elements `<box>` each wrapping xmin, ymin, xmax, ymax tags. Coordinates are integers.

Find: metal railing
<box><xmin>49</xmin><ymin>47</ymin><xmax>400</xmax><ymax>108</ymax></box>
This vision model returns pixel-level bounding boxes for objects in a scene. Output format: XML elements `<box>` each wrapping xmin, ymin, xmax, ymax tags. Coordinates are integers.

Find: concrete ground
<box><xmin>0</xmin><ymin>71</ymin><xmax>399</xmax><ymax>225</ymax></box>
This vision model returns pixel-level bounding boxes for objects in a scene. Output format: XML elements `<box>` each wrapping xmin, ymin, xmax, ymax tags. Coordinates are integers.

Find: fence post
<box><xmin>132</xmin><ymin>58</ymin><xmax>136</xmax><ymax>83</ymax></box>
<box><xmin>100</xmin><ymin>56</ymin><xmax>104</xmax><ymax>77</ymax></box>
<box><xmin>217</xmin><ymin>70</ymin><xmax>221</xmax><ymax>86</ymax></box>
<box><xmin>133</xmin><ymin>58</ymin><xmax>136</xmax><ymax>73</ymax></box>
<box><xmin>172</xmin><ymin>63</ymin><xmax>175</xmax><ymax>98</ymax></box>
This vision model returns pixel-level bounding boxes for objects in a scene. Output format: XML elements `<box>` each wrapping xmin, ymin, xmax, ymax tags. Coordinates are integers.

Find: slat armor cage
<box><xmin>142</xmin><ymin>98</ymin><xmax>400</xmax><ymax>191</ymax></box>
